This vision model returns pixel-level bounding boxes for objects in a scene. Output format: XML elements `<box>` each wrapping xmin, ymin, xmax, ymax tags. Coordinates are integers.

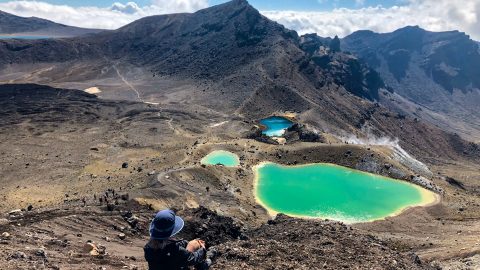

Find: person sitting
<box><xmin>144</xmin><ymin>209</ymin><xmax>210</xmax><ymax>270</ymax></box>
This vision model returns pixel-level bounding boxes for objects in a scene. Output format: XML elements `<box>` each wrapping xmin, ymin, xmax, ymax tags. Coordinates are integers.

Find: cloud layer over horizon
<box><xmin>264</xmin><ymin>0</ymin><xmax>480</xmax><ymax>39</ymax></box>
<box><xmin>0</xmin><ymin>0</ymin><xmax>209</xmax><ymax>29</ymax></box>
<box><xmin>0</xmin><ymin>0</ymin><xmax>479</xmax><ymax>40</ymax></box>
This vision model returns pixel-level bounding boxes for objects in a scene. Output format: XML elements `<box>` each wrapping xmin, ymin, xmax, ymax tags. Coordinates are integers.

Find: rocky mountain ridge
<box><xmin>342</xmin><ymin>26</ymin><xmax>480</xmax><ymax>140</ymax></box>
<box><xmin>0</xmin><ymin>1</ymin><xmax>478</xmax><ymax>163</ymax></box>
<box><xmin>0</xmin><ymin>0</ymin><xmax>380</xmax><ymax>100</ymax></box>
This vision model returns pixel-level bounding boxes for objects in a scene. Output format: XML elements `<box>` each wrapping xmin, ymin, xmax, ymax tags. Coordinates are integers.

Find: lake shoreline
<box><xmin>253</xmin><ymin>161</ymin><xmax>441</xmax><ymax>224</ymax></box>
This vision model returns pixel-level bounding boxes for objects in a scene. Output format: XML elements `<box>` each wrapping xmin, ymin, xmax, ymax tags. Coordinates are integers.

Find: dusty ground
<box><xmin>0</xmin><ymin>84</ymin><xmax>479</xmax><ymax>269</ymax></box>
<box><xmin>0</xmin><ymin>205</ymin><xmax>435</xmax><ymax>270</ymax></box>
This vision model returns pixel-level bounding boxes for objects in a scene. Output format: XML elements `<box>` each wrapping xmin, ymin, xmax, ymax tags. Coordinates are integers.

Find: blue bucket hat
<box><xmin>149</xmin><ymin>209</ymin><xmax>185</xmax><ymax>240</ymax></box>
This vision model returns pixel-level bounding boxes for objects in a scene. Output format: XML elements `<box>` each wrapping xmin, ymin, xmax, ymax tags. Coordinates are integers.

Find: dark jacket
<box><xmin>144</xmin><ymin>239</ymin><xmax>206</xmax><ymax>270</ymax></box>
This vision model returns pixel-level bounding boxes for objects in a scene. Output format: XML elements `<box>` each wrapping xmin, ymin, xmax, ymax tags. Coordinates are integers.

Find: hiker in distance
<box><xmin>144</xmin><ymin>209</ymin><xmax>211</xmax><ymax>270</ymax></box>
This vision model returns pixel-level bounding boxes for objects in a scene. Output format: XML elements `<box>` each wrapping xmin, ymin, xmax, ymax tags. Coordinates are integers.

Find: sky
<box><xmin>0</xmin><ymin>0</ymin><xmax>479</xmax><ymax>40</ymax></box>
<box><xmin>5</xmin><ymin>0</ymin><xmax>401</xmax><ymax>10</ymax></box>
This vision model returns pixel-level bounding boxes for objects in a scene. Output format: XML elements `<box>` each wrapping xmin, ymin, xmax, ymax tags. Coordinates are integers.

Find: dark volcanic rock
<box><xmin>0</xmin><ymin>84</ymin><xmax>151</xmax><ymax>129</ymax></box>
<box><xmin>178</xmin><ymin>207</ymin><xmax>244</xmax><ymax>247</ymax></box>
<box><xmin>247</xmin><ymin>129</ymin><xmax>279</xmax><ymax>145</ymax></box>
<box><xmin>103</xmin><ymin>0</ymin><xmax>298</xmax><ymax>79</ymax></box>
<box><xmin>284</xmin><ymin>123</ymin><xmax>324</xmax><ymax>143</ymax></box>
<box><xmin>248</xmin><ymin>122</ymin><xmax>323</xmax><ymax>144</ymax></box>
<box><xmin>444</xmin><ymin>176</ymin><xmax>466</xmax><ymax>190</ymax></box>
<box><xmin>299</xmin><ymin>33</ymin><xmax>385</xmax><ymax>100</ymax></box>
<box><xmin>214</xmin><ymin>215</ymin><xmax>432</xmax><ymax>270</ymax></box>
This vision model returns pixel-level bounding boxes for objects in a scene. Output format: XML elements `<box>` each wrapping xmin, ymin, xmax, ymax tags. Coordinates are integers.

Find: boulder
<box><xmin>11</xmin><ymin>251</ymin><xmax>26</xmax><ymax>259</ymax></box>
<box><xmin>82</xmin><ymin>242</ymin><xmax>100</xmax><ymax>256</ymax></box>
<box><xmin>8</xmin><ymin>209</ymin><xmax>22</xmax><ymax>215</ymax></box>
<box><xmin>35</xmin><ymin>248</ymin><xmax>47</xmax><ymax>258</ymax></box>
<box><xmin>107</xmin><ymin>203</ymin><xmax>115</xmax><ymax>211</ymax></box>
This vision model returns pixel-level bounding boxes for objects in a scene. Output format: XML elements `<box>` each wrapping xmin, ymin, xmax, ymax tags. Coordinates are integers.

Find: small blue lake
<box><xmin>0</xmin><ymin>35</ymin><xmax>52</xmax><ymax>40</ymax></box>
<box><xmin>260</xmin><ymin>116</ymin><xmax>294</xmax><ymax>137</ymax></box>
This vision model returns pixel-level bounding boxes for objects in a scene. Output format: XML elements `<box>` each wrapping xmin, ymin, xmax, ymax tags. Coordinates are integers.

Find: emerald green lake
<box><xmin>201</xmin><ymin>150</ymin><xmax>240</xmax><ymax>167</ymax></box>
<box><xmin>255</xmin><ymin>162</ymin><xmax>437</xmax><ymax>223</ymax></box>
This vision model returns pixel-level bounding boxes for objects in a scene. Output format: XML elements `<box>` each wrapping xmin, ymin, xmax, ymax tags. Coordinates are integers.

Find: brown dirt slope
<box><xmin>214</xmin><ymin>214</ymin><xmax>432</xmax><ymax>270</ymax></box>
<box><xmin>0</xmin><ymin>204</ymin><xmax>433</xmax><ymax>270</ymax></box>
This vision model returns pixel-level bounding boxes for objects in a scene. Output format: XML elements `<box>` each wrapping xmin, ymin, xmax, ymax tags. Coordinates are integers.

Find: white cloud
<box><xmin>150</xmin><ymin>0</ymin><xmax>207</xmax><ymax>12</ymax></box>
<box><xmin>262</xmin><ymin>0</ymin><xmax>480</xmax><ymax>40</ymax></box>
<box><xmin>109</xmin><ymin>2</ymin><xmax>141</xmax><ymax>14</ymax></box>
<box><xmin>355</xmin><ymin>0</ymin><xmax>365</xmax><ymax>7</ymax></box>
<box><xmin>0</xmin><ymin>0</ymin><xmax>208</xmax><ymax>30</ymax></box>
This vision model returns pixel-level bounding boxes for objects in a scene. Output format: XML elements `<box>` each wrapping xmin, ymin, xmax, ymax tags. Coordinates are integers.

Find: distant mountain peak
<box><xmin>397</xmin><ymin>25</ymin><xmax>422</xmax><ymax>31</ymax></box>
<box><xmin>392</xmin><ymin>25</ymin><xmax>467</xmax><ymax>38</ymax></box>
<box><xmin>390</xmin><ymin>25</ymin><xmax>427</xmax><ymax>37</ymax></box>
<box><xmin>226</xmin><ymin>0</ymin><xmax>250</xmax><ymax>6</ymax></box>
<box><xmin>199</xmin><ymin>0</ymin><xmax>257</xmax><ymax>16</ymax></box>
<box><xmin>346</xmin><ymin>30</ymin><xmax>378</xmax><ymax>40</ymax></box>
<box><xmin>342</xmin><ymin>26</ymin><xmax>480</xmax><ymax>139</ymax></box>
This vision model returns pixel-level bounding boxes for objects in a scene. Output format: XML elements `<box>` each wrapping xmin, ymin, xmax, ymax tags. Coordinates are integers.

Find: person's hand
<box><xmin>186</xmin><ymin>239</ymin><xmax>204</xmax><ymax>252</ymax></box>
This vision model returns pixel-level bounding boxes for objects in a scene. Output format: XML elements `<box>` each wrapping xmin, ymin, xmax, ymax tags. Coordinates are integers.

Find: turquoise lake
<box><xmin>254</xmin><ymin>162</ymin><xmax>437</xmax><ymax>223</ymax></box>
<box><xmin>260</xmin><ymin>116</ymin><xmax>294</xmax><ymax>137</ymax></box>
<box><xmin>0</xmin><ymin>35</ymin><xmax>52</xmax><ymax>40</ymax></box>
<box><xmin>201</xmin><ymin>150</ymin><xmax>240</xmax><ymax>167</ymax></box>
